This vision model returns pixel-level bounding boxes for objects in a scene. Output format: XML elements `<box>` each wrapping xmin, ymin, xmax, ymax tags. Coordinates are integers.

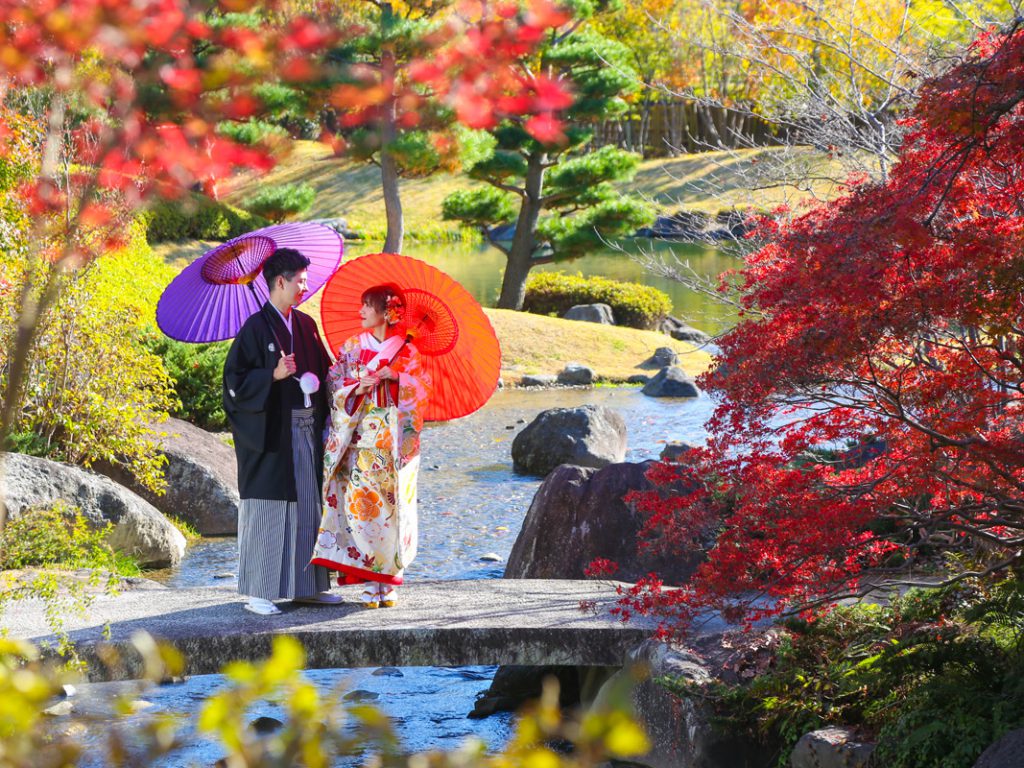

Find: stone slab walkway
<box><xmin>2</xmin><ymin>579</ymin><xmax>667</xmax><ymax>680</ymax></box>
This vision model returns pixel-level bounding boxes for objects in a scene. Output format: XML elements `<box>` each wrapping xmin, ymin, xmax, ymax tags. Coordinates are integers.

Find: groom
<box><xmin>223</xmin><ymin>247</ymin><xmax>339</xmax><ymax>615</ymax></box>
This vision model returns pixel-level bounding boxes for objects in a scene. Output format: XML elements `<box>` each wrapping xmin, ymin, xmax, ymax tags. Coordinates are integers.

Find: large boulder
<box><xmin>790</xmin><ymin>728</ymin><xmax>875</xmax><ymax>768</ymax></box>
<box><xmin>563</xmin><ymin>303</ymin><xmax>615</xmax><ymax>325</ymax></box>
<box><xmin>505</xmin><ymin>461</ymin><xmax>703</xmax><ymax>583</ymax></box>
<box><xmin>643</xmin><ymin>367</ymin><xmax>700</xmax><ymax>398</ymax></box>
<box><xmin>96</xmin><ymin>418</ymin><xmax>239</xmax><ymax>535</ymax></box>
<box><xmin>0</xmin><ymin>453</ymin><xmax>186</xmax><ymax>567</ymax></box>
<box><xmin>511</xmin><ymin>405</ymin><xmax>626</xmax><ymax>476</ymax></box>
<box><xmin>973</xmin><ymin>728</ymin><xmax>1024</xmax><ymax>768</ymax></box>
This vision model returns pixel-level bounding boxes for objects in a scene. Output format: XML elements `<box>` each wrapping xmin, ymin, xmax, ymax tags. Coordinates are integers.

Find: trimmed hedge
<box><xmin>242</xmin><ymin>182</ymin><xmax>315</xmax><ymax>223</ymax></box>
<box><xmin>522</xmin><ymin>271</ymin><xmax>672</xmax><ymax>330</ymax></box>
<box><xmin>141</xmin><ymin>192</ymin><xmax>269</xmax><ymax>244</ymax></box>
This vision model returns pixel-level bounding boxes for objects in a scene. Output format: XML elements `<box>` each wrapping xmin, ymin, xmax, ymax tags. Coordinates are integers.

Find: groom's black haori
<box><xmin>223</xmin><ymin>247</ymin><xmax>333</xmax><ymax>601</ymax></box>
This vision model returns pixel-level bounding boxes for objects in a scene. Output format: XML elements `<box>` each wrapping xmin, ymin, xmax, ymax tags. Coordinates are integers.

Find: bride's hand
<box><xmin>356</xmin><ymin>375</ymin><xmax>378</xmax><ymax>394</ymax></box>
<box><xmin>375</xmin><ymin>365</ymin><xmax>396</xmax><ymax>381</ymax></box>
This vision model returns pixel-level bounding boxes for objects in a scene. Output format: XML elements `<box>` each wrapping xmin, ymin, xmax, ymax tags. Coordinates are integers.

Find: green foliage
<box><xmin>142</xmin><ymin>331</ymin><xmax>230</xmax><ymax>431</ymax></box>
<box><xmin>538</xmin><ymin>196</ymin><xmax>653</xmax><ymax>258</ymax></box>
<box><xmin>441</xmin><ymin>187</ymin><xmax>518</xmax><ymax>229</ymax></box>
<box><xmin>215</xmin><ymin>119</ymin><xmax>289</xmax><ymax>146</ymax></box>
<box><xmin>0</xmin><ymin>222</ymin><xmax>177</xmax><ymax>492</ymax></box>
<box><xmin>683</xmin><ymin>581</ymin><xmax>1024</xmax><ymax>768</ymax></box>
<box><xmin>0</xmin><ymin>631</ymin><xmax>651</xmax><ymax>767</ymax></box>
<box><xmin>546</xmin><ymin>145</ymin><xmax>640</xmax><ymax>192</ymax></box>
<box><xmin>242</xmin><ymin>182</ymin><xmax>316</xmax><ymax>222</ymax></box>
<box><xmin>523</xmin><ymin>271</ymin><xmax>672</xmax><ymax>329</ymax></box>
<box><xmin>142</xmin><ymin>192</ymin><xmax>270</xmax><ymax>244</ymax></box>
<box><xmin>0</xmin><ymin>502</ymin><xmax>140</xmax><ymax>576</ymax></box>
<box><xmin>253</xmin><ymin>83</ymin><xmax>305</xmax><ymax>113</ymax></box>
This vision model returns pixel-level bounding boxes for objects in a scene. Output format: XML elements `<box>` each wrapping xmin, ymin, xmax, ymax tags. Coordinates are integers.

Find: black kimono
<box><xmin>223</xmin><ymin>303</ymin><xmax>331</xmax><ymax>500</ymax></box>
<box><xmin>223</xmin><ymin>302</ymin><xmax>333</xmax><ymax>600</ymax></box>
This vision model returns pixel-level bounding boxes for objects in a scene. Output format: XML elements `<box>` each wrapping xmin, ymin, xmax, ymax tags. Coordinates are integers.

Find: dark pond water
<box><xmin>98</xmin><ymin>387</ymin><xmax>716</xmax><ymax>765</ymax></box>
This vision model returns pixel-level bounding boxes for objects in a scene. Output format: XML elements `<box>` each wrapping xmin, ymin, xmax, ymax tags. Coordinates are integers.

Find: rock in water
<box><xmin>642</xmin><ymin>366</ymin><xmax>700</xmax><ymax>398</ymax></box>
<box><xmin>505</xmin><ymin>461</ymin><xmax>704</xmax><ymax>583</ymax></box>
<box><xmin>511</xmin><ymin>406</ymin><xmax>626</xmax><ymax>476</ymax></box>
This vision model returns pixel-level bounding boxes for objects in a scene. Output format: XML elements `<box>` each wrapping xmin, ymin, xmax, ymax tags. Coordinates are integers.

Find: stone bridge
<box><xmin>2</xmin><ymin>579</ymin><xmax>680</xmax><ymax>681</ymax></box>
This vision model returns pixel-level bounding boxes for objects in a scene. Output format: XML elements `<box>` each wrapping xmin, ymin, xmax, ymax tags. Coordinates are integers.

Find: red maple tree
<box><xmin>0</xmin><ymin>0</ymin><xmax>571</xmax><ymax>518</ymax></box>
<box><xmin>615</xmin><ymin>23</ymin><xmax>1024</xmax><ymax>630</ymax></box>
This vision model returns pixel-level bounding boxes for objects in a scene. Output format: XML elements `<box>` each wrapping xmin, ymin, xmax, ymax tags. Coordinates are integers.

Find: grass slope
<box><xmin>485</xmin><ymin>308</ymin><xmax>712</xmax><ymax>382</ymax></box>
<box><xmin>222</xmin><ymin>141</ymin><xmax>841</xmax><ymax>239</ymax></box>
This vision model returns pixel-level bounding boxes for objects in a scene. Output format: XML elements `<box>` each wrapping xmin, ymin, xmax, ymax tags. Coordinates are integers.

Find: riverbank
<box><xmin>484</xmin><ymin>308</ymin><xmax>712</xmax><ymax>382</ymax></box>
<box><xmin>218</xmin><ymin>140</ymin><xmax>840</xmax><ymax>240</ymax></box>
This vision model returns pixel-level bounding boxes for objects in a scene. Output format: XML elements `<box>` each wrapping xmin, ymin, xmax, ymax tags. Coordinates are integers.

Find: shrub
<box><xmin>141</xmin><ymin>192</ymin><xmax>270</xmax><ymax>244</ymax></box>
<box><xmin>241</xmin><ymin>182</ymin><xmax>315</xmax><ymax>223</ymax></box>
<box><xmin>676</xmin><ymin>581</ymin><xmax>1024</xmax><ymax>768</ymax></box>
<box><xmin>0</xmin><ymin>222</ymin><xmax>178</xmax><ymax>492</ymax></box>
<box><xmin>0</xmin><ymin>502</ymin><xmax>140</xmax><ymax>576</ymax></box>
<box><xmin>142</xmin><ymin>331</ymin><xmax>230</xmax><ymax>431</ymax></box>
<box><xmin>215</xmin><ymin>119</ymin><xmax>289</xmax><ymax>146</ymax></box>
<box><xmin>522</xmin><ymin>271</ymin><xmax>672</xmax><ymax>329</ymax></box>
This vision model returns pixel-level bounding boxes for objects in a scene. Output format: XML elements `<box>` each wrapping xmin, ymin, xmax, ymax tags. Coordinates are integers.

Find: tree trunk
<box><xmin>497</xmin><ymin>153</ymin><xmax>546</xmax><ymax>310</ymax></box>
<box><xmin>380</xmin><ymin>128</ymin><xmax>403</xmax><ymax>253</ymax></box>
<box><xmin>380</xmin><ymin>22</ymin><xmax>404</xmax><ymax>254</ymax></box>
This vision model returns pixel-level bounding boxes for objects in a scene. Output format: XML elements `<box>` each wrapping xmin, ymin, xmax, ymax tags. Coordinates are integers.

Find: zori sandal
<box><xmin>378</xmin><ymin>584</ymin><xmax>397</xmax><ymax>608</ymax></box>
<box><xmin>358</xmin><ymin>588</ymin><xmax>380</xmax><ymax>609</ymax></box>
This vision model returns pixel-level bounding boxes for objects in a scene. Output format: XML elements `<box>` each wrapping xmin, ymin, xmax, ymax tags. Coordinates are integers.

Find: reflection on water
<box><xmin>136</xmin><ymin>387</ymin><xmax>716</xmax><ymax>762</ymax></box>
<box><xmin>347</xmin><ymin>239</ymin><xmax>739</xmax><ymax>336</ymax></box>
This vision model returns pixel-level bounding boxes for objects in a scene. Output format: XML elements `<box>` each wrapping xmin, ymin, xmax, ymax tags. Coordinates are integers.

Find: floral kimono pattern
<box><xmin>311</xmin><ymin>332</ymin><xmax>430</xmax><ymax>585</ymax></box>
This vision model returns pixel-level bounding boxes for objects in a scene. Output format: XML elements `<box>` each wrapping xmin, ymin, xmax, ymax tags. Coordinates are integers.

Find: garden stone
<box><xmin>660</xmin><ymin>316</ymin><xmax>711</xmax><ymax>344</ymax></box>
<box><xmin>556</xmin><ymin>363</ymin><xmax>595</xmax><ymax>386</ymax></box>
<box><xmin>469</xmin><ymin>664</ymin><xmax>582</xmax><ymax>718</ymax></box>
<box><xmin>511</xmin><ymin>406</ymin><xmax>626</xmax><ymax>476</ymax></box>
<box><xmin>791</xmin><ymin>727</ymin><xmax>875</xmax><ymax>768</ymax></box>
<box><xmin>520</xmin><ymin>374</ymin><xmax>556</xmax><ymax>388</ymax></box>
<box><xmin>660</xmin><ymin>441</ymin><xmax>696</xmax><ymax>461</ymax></box>
<box><xmin>95</xmin><ymin>417</ymin><xmax>239</xmax><ymax>535</ymax></box>
<box><xmin>973</xmin><ymin>728</ymin><xmax>1024</xmax><ymax>768</ymax></box>
<box><xmin>250</xmin><ymin>716</ymin><xmax>283</xmax><ymax>734</ymax></box>
<box><xmin>307</xmin><ymin>217</ymin><xmax>360</xmax><ymax>240</ymax></box>
<box><xmin>670</xmin><ymin>325</ymin><xmax>711</xmax><ymax>345</ymax></box>
<box><xmin>640</xmin><ymin>346</ymin><xmax>679</xmax><ymax>369</ymax></box>
<box><xmin>562</xmin><ymin>303</ymin><xmax>615</xmax><ymax>325</ymax></box>
<box><xmin>505</xmin><ymin>461</ymin><xmax>702</xmax><ymax>583</ymax></box>
<box><xmin>0</xmin><ymin>452</ymin><xmax>186</xmax><ymax>568</ymax></box>
<box><xmin>626</xmin><ymin>374</ymin><xmax>650</xmax><ymax>385</ymax></box>
<box><xmin>642</xmin><ymin>367</ymin><xmax>700</xmax><ymax>398</ymax></box>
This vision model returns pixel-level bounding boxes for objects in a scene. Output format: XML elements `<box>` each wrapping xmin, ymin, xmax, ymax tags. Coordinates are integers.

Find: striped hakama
<box><xmin>237</xmin><ymin>408</ymin><xmax>330</xmax><ymax>600</ymax></box>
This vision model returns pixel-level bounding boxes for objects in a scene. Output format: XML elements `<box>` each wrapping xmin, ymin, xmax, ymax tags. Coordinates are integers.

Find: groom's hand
<box><xmin>273</xmin><ymin>353</ymin><xmax>296</xmax><ymax>381</ymax></box>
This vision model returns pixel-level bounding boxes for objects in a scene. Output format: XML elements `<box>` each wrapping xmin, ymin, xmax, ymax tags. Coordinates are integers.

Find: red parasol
<box><xmin>320</xmin><ymin>252</ymin><xmax>501</xmax><ymax>422</ymax></box>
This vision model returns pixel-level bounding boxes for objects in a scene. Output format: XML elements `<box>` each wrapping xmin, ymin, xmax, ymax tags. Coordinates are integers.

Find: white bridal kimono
<box><xmin>311</xmin><ymin>332</ymin><xmax>430</xmax><ymax>585</ymax></box>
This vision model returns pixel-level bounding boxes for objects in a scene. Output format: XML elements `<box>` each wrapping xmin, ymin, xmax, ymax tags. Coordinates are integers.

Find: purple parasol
<box><xmin>156</xmin><ymin>222</ymin><xmax>344</xmax><ymax>343</ymax></box>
